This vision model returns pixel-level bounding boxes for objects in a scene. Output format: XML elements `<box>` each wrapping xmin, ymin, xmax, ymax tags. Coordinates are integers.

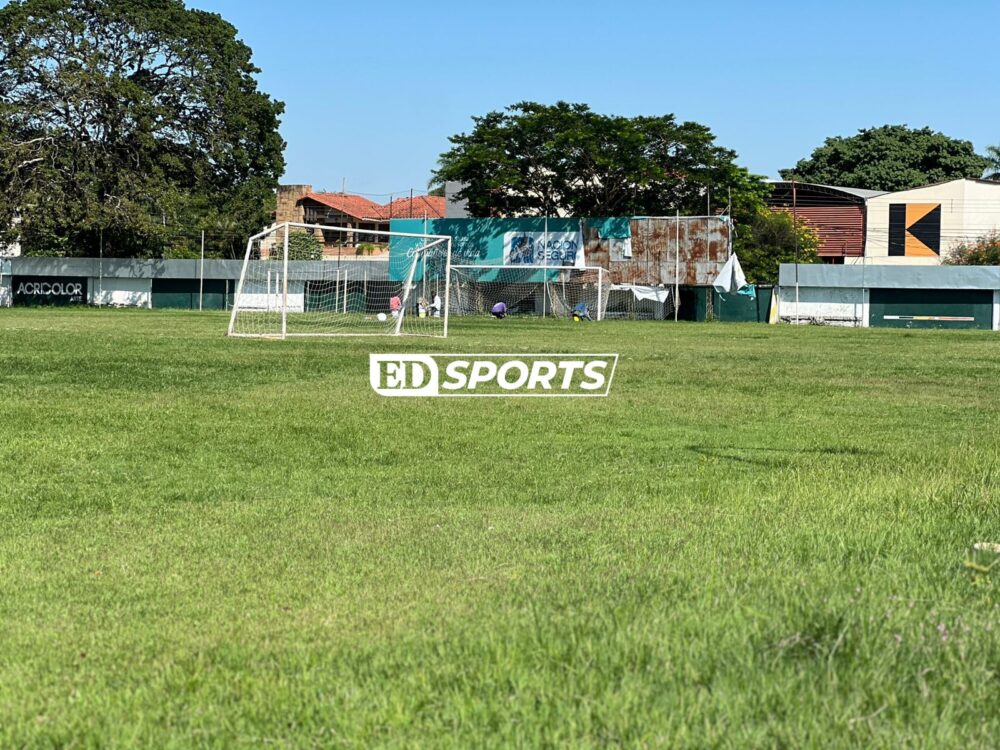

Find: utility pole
<box><xmin>199</xmin><ymin>230</ymin><xmax>205</xmax><ymax>311</ymax></box>
<box><xmin>793</xmin><ymin>179</ymin><xmax>800</xmax><ymax>326</ymax></box>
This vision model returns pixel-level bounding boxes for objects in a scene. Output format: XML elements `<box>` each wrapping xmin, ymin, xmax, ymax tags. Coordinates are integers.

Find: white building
<box><xmin>861</xmin><ymin>179</ymin><xmax>1000</xmax><ymax>265</ymax></box>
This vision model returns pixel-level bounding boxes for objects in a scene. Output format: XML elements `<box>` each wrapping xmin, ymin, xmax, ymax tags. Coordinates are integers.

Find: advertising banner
<box><xmin>13</xmin><ymin>276</ymin><xmax>88</xmax><ymax>305</ymax></box>
<box><xmin>502</xmin><ymin>231</ymin><xmax>584</xmax><ymax>268</ymax></box>
<box><xmin>388</xmin><ymin>218</ymin><xmax>589</xmax><ymax>279</ymax></box>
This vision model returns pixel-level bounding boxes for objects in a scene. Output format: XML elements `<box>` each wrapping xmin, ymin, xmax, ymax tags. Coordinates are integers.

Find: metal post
<box><xmin>597</xmin><ymin>267</ymin><xmax>603</xmax><ymax>322</ymax></box>
<box><xmin>343</xmin><ymin>271</ymin><xmax>348</xmax><ymax>314</ymax></box>
<box><xmin>793</xmin><ymin>179</ymin><xmax>800</xmax><ymax>326</ymax></box>
<box><xmin>98</xmin><ymin>228</ymin><xmax>103</xmax><ymax>307</ymax></box>
<box><xmin>281</xmin><ymin>223</ymin><xmax>289</xmax><ymax>339</ymax></box>
<box><xmin>227</xmin><ymin>236</ymin><xmax>255</xmax><ymax>336</ymax></box>
<box><xmin>674</xmin><ymin>211</ymin><xmax>680</xmax><ymax>322</ymax></box>
<box><xmin>727</xmin><ymin>187</ymin><xmax>733</xmax><ymax>260</ymax></box>
<box><xmin>443</xmin><ymin>237</ymin><xmax>452</xmax><ymax>338</ymax></box>
<box><xmin>199</xmin><ymin>229</ymin><xmax>205</xmax><ymax>311</ymax></box>
<box><xmin>394</xmin><ymin>237</ymin><xmax>430</xmax><ymax>336</ymax></box>
<box><xmin>859</xmin><ymin>234</ymin><xmax>869</xmax><ymax>328</ymax></box>
<box><xmin>542</xmin><ymin>216</ymin><xmax>548</xmax><ymax>317</ymax></box>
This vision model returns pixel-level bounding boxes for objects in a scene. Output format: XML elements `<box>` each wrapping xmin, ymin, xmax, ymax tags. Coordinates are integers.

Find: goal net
<box><xmin>448</xmin><ymin>265</ymin><xmax>607</xmax><ymax>320</ymax></box>
<box><xmin>228</xmin><ymin>223</ymin><xmax>451</xmax><ymax>338</ymax></box>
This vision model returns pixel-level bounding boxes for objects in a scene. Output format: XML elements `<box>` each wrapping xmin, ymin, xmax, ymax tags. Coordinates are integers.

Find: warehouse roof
<box><xmin>767</xmin><ymin>181</ymin><xmax>887</xmax><ymax>202</ymax></box>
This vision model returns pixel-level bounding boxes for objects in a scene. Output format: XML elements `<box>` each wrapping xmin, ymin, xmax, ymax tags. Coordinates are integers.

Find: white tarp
<box><xmin>713</xmin><ymin>253</ymin><xmax>748</xmax><ymax>294</ymax></box>
<box><xmin>611</xmin><ymin>284</ymin><xmax>671</xmax><ymax>303</ymax></box>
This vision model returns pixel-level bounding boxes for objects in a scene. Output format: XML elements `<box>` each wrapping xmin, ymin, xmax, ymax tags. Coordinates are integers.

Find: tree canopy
<box><xmin>0</xmin><ymin>0</ymin><xmax>285</xmax><ymax>257</ymax></box>
<box><xmin>983</xmin><ymin>145</ymin><xmax>1000</xmax><ymax>182</ymax></box>
<box><xmin>737</xmin><ymin>208</ymin><xmax>820</xmax><ymax>285</ymax></box>
<box><xmin>780</xmin><ymin>125</ymin><xmax>989</xmax><ymax>192</ymax></box>
<box><xmin>433</xmin><ymin>101</ymin><xmax>766</xmax><ymax>218</ymax></box>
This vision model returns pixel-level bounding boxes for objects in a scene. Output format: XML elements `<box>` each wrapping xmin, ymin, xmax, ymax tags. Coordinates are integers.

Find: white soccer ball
<box><xmin>377</xmin><ymin>312</ymin><xmax>387</xmax><ymax>322</ymax></box>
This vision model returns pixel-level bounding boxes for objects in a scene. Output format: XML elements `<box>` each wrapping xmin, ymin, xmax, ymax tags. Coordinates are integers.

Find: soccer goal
<box><xmin>228</xmin><ymin>222</ymin><xmax>452</xmax><ymax>338</ymax></box>
<box><xmin>447</xmin><ymin>265</ymin><xmax>608</xmax><ymax>320</ymax></box>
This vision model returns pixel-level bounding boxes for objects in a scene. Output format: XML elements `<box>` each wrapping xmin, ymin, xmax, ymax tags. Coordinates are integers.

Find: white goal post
<box><xmin>228</xmin><ymin>222</ymin><xmax>452</xmax><ymax>338</ymax></box>
<box><xmin>447</xmin><ymin>264</ymin><xmax>608</xmax><ymax>320</ymax></box>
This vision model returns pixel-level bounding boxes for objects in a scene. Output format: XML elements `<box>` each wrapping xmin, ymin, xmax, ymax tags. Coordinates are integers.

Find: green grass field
<box><xmin>1</xmin><ymin>309</ymin><xmax>998</xmax><ymax>748</ymax></box>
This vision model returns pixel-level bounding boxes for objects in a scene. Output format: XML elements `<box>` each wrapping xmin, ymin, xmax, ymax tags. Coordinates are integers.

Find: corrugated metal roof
<box><xmin>767</xmin><ymin>180</ymin><xmax>887</xmax><ymax>200</ymax></box>
<box><xmin>813</xmin><ymin>184</ymin><xmax>887</xmax><ymax>200</ymax></box>
<box><xmin>776</xmin><ymin>205</ymin><xmax>865</xmax><ymax>257</ymax></box>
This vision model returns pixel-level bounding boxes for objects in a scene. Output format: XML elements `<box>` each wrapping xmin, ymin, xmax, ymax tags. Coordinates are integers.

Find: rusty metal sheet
<box><xmin>583</xmin><ymin>217</ymin><xmax>731</xmax><ymax>285</ymax></box>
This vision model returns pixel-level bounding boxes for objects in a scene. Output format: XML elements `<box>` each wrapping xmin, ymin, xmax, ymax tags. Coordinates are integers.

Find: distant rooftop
<box><xmin>767</xmin><ymin>180</ymin><xmax>887</xmax><ymax>201</ymax></box>
<box><xmin>300</xmin><ymin>192</ymin><xmax>445</xmax><ymax>221</ymax></box>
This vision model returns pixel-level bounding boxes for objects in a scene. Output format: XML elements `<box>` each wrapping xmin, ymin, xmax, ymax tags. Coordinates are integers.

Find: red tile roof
<box><xmin>301</xmin><ymin>192</ymin><xmax>383</xmax><ymax>220</ymax></box>
<box><xmin>382</xmin><ymin>195</ymin><xmax>446</xmax><ymax>219</ymax></box>
<box><xmin>300</xmin><ymin>192</ymin><xmax>445</xmax><ymax>221</ymax></box>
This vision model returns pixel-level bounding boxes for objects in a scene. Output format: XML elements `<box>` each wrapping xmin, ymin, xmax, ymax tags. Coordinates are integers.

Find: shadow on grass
<box><xmin>686</xmin><ymin>444</ymin><xmax>884</xmax><ymax>468</ymax></box>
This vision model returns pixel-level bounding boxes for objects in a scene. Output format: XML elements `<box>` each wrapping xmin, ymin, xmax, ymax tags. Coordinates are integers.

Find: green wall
<box><xmin>869</xmin><ymin>289</ymin><xmax>993</xmax><ymax>329</ymax></box>
<box><xmin>714</xmin><ymin>287</ymin><xmax>773</xmax><ymax>323</ymax></box>
<box><xmin>151</xmin><ymin>279</ymin><xmax>229</xmax><ymax>310</ymax></box>
<box><xmin>678</xmin><ymin>286</ymin><xmax>772</xmax><ymax>323</ymax></box>
<box><xmin>389</xmin><ymin>218</ymin><xmax>586</xmax><ymax>281</ymax></box>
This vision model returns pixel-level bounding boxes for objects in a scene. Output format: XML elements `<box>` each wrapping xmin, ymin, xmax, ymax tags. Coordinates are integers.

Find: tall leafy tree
<box><xmin>433</xmin><ymin>101</ymin><xmax>767</xmax><ymax>219</ymax></box>
<box><xmin>983</xmin><ymin>145</ymin><xmax>1000</xmax><ymax>181</ymax></box>
<box><xmin>0</xmin><ymin>0</ymin><xmax>285</xmax><ymax>257</ymax></box>
<box><xmin>780</xmin><ymin>125</ymin><xmax>989</xmax><ymax>192</ymax></box>
<box><xmin>737</xmin><ymin>209</ymin><xmax>820</xmax><ymax>285</ymax></box>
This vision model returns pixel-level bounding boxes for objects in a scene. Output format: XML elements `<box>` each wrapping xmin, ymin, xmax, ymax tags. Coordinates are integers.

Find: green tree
<box><xmin>780</xmin><ymin>125</ymin><xmax>990</xmax><ymax>192</ymax></box>
<box><xmin>943</xmin><ymin>231</ymin><xmax>1000</xmax><ymax>265</ymax></box>
<box><xmin>983</xmin><ymin>145</ymin><xmax>1000</xmax><ymax>181</ymax></box>
<box><xmin>283</xmin><ymin>231</ymin><xmax>323</xmax><ymax>261</ymax></box>
<box><xmin>0</xmin><ymin>0</ymin><xmax>285</xmax><ymax>258</ymax></box>
<box><xmin>433</xmin><ymin>101</ymin><xmax>767</xmax><ymax>219</ymax></box>
<box><xmin>737</xmin><ymin>208</ymin><xmax>820</xmax><ymax>285</ymax></box>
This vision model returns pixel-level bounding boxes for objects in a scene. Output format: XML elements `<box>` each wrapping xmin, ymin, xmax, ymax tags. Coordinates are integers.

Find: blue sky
<box><xmin>8</xmin><ymin>0</ymin><xmax>1000</xmax><ymax>197</ymax></box>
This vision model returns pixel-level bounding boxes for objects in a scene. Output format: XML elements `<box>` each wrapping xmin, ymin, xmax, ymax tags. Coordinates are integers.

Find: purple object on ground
<box><xmin>491</xmin><ymin>302</ymin><xmax>507</xmax><ymax>318</ymax></box>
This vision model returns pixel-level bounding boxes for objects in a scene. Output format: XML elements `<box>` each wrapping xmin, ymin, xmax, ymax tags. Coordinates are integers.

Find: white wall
<box><xmin>777</xmin><ymin>286</ymin><xmax>865</xmax><ymax>326</ymax></box>
<box><xmin>89</xmin><ymin>277</ymin><xmax>152</xmax><ymax>307</ymax></box>
<box><xmin>235</xmin><ymin>279</ymin><xmax>306</xmax><ymax>312</ymax></box>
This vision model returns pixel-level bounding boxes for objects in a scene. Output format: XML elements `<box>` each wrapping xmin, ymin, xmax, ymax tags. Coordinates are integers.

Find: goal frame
<box><xmin>448</xmin><ymin>263</ymin><xmax>607</xmax><ymax>321</ymax></box>
<box><xmin>227</xmin><ymin>222</ymin><xmax>453</xmax><ymax>339</ymax></box>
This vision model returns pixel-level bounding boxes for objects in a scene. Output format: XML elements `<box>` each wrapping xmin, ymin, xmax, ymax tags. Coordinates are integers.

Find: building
<box><xmin>862</xmin><ymin>179</ymin><xmax>1000</xmax><ymax>265</ymax></box>
<box><xmin>390</xmin><ymin>215</ymin><xmax>737</xmax><ymax>320</ymax></box>
<box><xmin>273</xmin><ymin>184</ymin><xmax>445</xmax><ymax>254</ymax></box>
<box><xmin>0</xmin><ymin>256</ymin><xmax>389</xmax><ymax>309</ymax></box>
<box><xmin>774</xmin><ymin>263</ymin><xmax>1000</xmax><ymax>329</ymax></box>
<box><xmin>767</xmin><ymin>182</ymin><xmax>886</xmax><ymax>263</ymax></box>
